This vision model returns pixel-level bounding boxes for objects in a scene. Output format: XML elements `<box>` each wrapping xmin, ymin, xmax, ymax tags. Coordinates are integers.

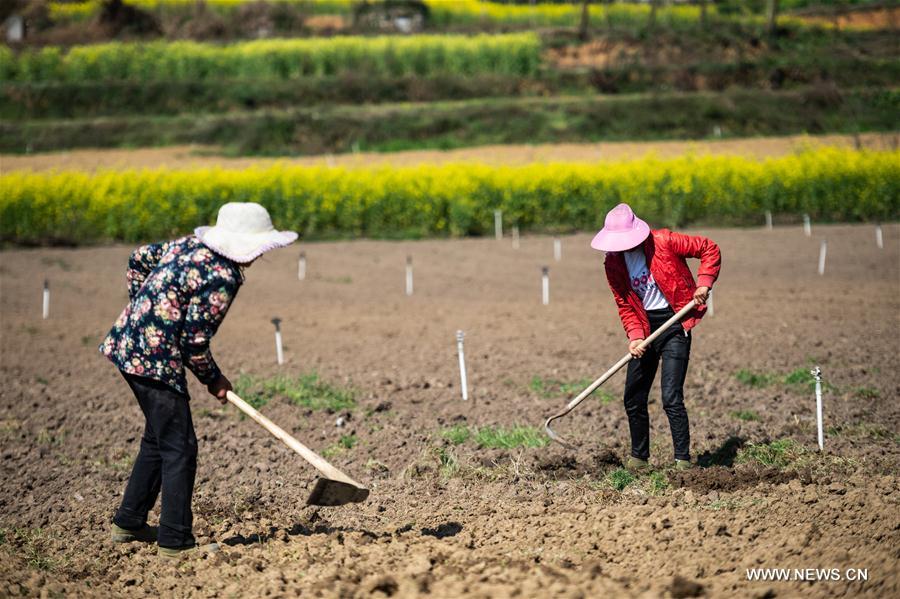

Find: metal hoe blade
<box><xmin>544</xmin><ymin>412</ymin><xmax>577</xmax><ymax>450</ymax></box>
<box><xmin>307</xmin><ymin>478</ymin><xmax>370</xmax><ymax>507</ymax></box>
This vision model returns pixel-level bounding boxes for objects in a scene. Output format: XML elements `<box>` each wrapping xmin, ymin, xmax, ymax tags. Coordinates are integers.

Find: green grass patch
<box><xmin>439</xmin><ymin>424</ymin><xmax>549</xmax><ymax>449</ymax></box>
<box><xmin>731</xmin><ymin>410</ymin><xmax>761</xmax><ymax>422</ymax></box>
<box><xmin>735</xmin><ymin>368</ymin><xmax>837</xmax><ymax>394</ymax></box>
<box><xmin>530</xmin><ymin>376</ymin><xmax>616</xmax><ymax>403</ymax></box>
<box><xmin>234</xmin><ymin>372</ymin><xmax>355</xmax><ymax>413</ymax></box>
<box><xmin>735</xmin><ymin>369</ymin><xmax>775</xmax><ymax>388</ymax></box>
<box><xmin>473</xmin><ymin>425</ymin><xmax>549</xmax><ymax>449</ymax></box>
<box><xmin>852</xmin><ymin>387</ymin><xmax>880</xmax><ymax>400</ymax></box>
<box><xmin>436</xmin><ymin>447</ymin><xmax>460</xmax><ymax>479</ymax></box>
<box><xmin>233</xmin><ymin>374</ymin><xmax>269</xmax><ymax>411</ymax></box>
<box><xmin>735</xmin><ymin>439</ymin><xmax>800</xmax><ymax>468</ymax></box>
<box><xmin>441</xmin><ymin>424</ymin><xmax>471</xmax><ymax>445</ymax></box>
<box><xmin>337</xmin><ymin>434</ymin><xmax>357</xmax><ymax>450</ymax></box>
<box><xmin>11</xmin><ymin>528</ymin><xmax>55</xmax><ymax>571</ymax></box>
<box><xmin>827</xmin><ymin>423</ymin><xmax>898</xmax><ymax>442</ymax></box>
<box><xmin>647</xmin><ymin>470</ymin><xmax>669</xmax><ymax>494</ymax></box>
<box><xmin>783</xmin><ymin>368</ymin><xmax>837</xmax><ymax>393</ymax></box>
<box><xmin>322</xmin><ymin>434</ymin><xmax>358</xmax><ymax>457</ymax></box>
<box><xmin>606</xmin><ymin>468</ymin><xmax>636</xmax><ymax>491</ymax></box>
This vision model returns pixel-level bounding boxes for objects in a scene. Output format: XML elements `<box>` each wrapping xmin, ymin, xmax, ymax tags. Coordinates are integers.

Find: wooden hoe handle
<box><xmin>226</xmin><ymin>390</ymin><xmax>365</xmax><ymax>489</ymax></box>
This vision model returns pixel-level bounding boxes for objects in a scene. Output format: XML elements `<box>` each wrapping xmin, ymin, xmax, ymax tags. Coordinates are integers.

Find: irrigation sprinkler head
<box><xmin>456</xmin><ymin>330</ymin><xmax>464</xmax><ymax>343</ymax></box>
<box><xmin>542</xmin><ymin>266</ymin><xmax>549</xmax><ymax>276</ymax></box>
<box><xmin>271</xmin><ymin>317</ymin><xmax>282</xmax><ymax>331</ymax></box>
<box><xmin>810</xmin><ymin>366</ymin><xmax>822</xmax><ymax>382</ymax></box>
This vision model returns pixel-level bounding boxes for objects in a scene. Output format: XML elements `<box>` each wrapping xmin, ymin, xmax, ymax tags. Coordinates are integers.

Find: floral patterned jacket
<box><xmin>100</xmin><ymin>236</ymin><xmax>243</xmax><ymax>394</ymax></box>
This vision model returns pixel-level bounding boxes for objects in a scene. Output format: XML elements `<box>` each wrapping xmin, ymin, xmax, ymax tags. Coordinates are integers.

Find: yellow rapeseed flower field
<box><xmin>1</xmin><ymin>148</ymin><xmax>897</xmax><ymax>244</ymax></box>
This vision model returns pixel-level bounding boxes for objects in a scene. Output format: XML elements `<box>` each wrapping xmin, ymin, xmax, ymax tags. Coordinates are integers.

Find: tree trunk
<box><xmin>578</xmin><ymin>0</ymin><xmax>590</xmax><ymax>41</ymax></box>
<box><xmin>766</xmin><ymin>0</ymin><xmax>779</xmax><ymax>36</ymax></box>
<box><xmin>649</xmin><ymin>0</ymin><xmax>659</xmax><ymax>29</ymax></box>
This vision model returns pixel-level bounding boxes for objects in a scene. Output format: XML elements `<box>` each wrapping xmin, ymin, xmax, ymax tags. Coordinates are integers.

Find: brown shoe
<box><xmin>111</xmin><ymin>523</ymin><xmax>157</xmax><ymax>543</ymax></box>
<box><xmin>158</xmin><ymin>543</ymin><xmax>220</xmax><ymax>559</ymax></box>
<box><xmin>626</xmin><ymin>457</ymin><xmax>650</xmax><ymax>472</ymax></box>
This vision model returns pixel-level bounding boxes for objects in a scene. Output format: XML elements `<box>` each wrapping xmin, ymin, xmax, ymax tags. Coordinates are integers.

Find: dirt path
<box><xmin>1</xmin><ymin>225</ymin><xmax>898</xmax><ymax>597</ymax></box>
<box><xmin>2</xmin><ymin>132</ymin><xmax>896</xmax><ymax>172</ymax></box>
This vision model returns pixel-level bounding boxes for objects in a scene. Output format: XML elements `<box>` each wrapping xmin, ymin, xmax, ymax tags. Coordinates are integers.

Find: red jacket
<box><xmin>605</xmin><ymin>229</ymin><xmax>721</xmax><ymax>341</ymax></box>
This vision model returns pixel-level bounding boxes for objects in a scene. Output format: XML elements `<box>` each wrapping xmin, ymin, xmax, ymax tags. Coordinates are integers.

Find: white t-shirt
<box><xmin>623</xmin><ymin>248</ymin><xmax>669</xmax><ymax>310</ymax></box>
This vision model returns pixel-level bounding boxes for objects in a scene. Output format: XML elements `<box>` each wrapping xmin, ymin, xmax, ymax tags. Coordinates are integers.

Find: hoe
<box><xmin>544</xmin><ymin>300</ymin><xmax>698</xmax><ymax>447</ymax></box>
<box><xmin>226</xmin><ymin>391</ymin><xmax>369</xmax><ymax>507</ymax></box>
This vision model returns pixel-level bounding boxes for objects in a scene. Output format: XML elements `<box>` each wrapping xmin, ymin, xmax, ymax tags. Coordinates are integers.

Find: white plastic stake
<box><xmin>765</xmin><ymin>210</ymin><xmax>773</xmax><ymax>230</ymax></box>
<box><xmin>298</xmin><ymin>251</ymin><xmax>307</xmax><ymax>281</ymax></box>
<box><xmin>541</xmin><ymin>266</ymin><xmax>550</xmax><ymax>305</ymax></box>
<box><xmin>818</xmin><ymin>239</ymin><xmax>827</xmax><ymax>275</ymax></box>
<box><xmin>456</xmin><ymin>330</ymin><xmax>468</xmax><ymax>401</ymax></box>
<box><xmin>706</xmin><ymin>290</ymin><xmax>714</xmax><ymax>316</ymax></box>
<box><xmin>512</xmin><ymin>225</ymin><xmax>520</xmax><ymax>249</ymax></box>
<box><xmin>405</xmin><ymin>255</ymin><xmax>413</xmax><ymax>296</ymax></box>
<box><xmin>271</xmin><ymin>318</ymin><xmax>284</xmax><ymax>365</ymax></box>
<box><xmin>876</xmin><ymin>225</ymin><xmax>883</xmax><ymax>249</ymax></box>
<box><xmin>812</xmin><ymin>367</ymin><xmax>824</xmax><ymax>451</ymax></box>
<box><xmin>553</xmin><ymin>238</ymin><xmax>562</xmax><ymax>261</ymax></box>
<box><xmin>803</xmin><ymin>214</ymin><xmax>811</xmax><ymax>236</ymax></box>
<box><xmin>494</xmin><ymin>210</ymin><xmax>503</xmax><ymax>240</ymax></box>
<box><xmin>42</xmin><ymin>279</ymin><xmax>49</xmax><ymax>319</ymax></box>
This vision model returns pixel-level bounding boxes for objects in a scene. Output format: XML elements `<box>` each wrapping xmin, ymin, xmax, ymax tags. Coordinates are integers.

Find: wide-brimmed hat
<box><xmin>195</xmin><ymin>202</ymin><xmax>298</xmax><ymax>263</ymax></box>
<box><xmin>590</xmin><ymin>203</ymin><xmax>650</xmax><ymax>252</ymax></box>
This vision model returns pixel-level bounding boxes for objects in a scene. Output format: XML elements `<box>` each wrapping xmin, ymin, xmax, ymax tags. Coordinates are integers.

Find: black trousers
<box><xmin>623</xmin><ymin>307</ymin><xmax>692</xmax><ymax>461</ymax></box>
<box><xmin>113</xmin><ymin>372</ymin><xmax>197</xmax><ymax>549</ymax></box>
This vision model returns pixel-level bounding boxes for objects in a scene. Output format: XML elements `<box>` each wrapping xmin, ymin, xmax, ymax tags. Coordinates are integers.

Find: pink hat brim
<box><xmin>590</xmin><ymin>219</ymin><xmax>650</xmax><ymax>252</ymax></box>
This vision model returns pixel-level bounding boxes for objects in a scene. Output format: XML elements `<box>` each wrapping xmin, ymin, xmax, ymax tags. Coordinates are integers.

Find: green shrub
<box><xmin>3</xmin><ymin>87</ymin><xmax>896</xmax><ymax>156</ymax></box>
<box><xmin>0</xmin><ymin>34</ymin><xmax>541</xmax><ymax>83</ymax></box>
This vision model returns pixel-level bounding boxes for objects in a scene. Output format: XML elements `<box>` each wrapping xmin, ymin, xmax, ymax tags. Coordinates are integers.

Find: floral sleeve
<box><xmin>127</xmin><ymin>242</ymin><xmax>166</xmax><ymax>300</ymax></box>
<box><xmin>180</xmin><ymin>277</ymin><xmax>239</xmax><ymax>385</ymax></box>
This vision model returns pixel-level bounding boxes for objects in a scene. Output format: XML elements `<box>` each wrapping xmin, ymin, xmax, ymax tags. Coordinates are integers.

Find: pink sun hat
<box><xmin>590</xmin><ymin>203</ymin><xmax>651</xmax><ymax>252</ymax></box>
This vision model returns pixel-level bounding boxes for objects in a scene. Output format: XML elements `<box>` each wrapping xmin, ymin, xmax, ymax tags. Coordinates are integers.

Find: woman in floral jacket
<box><xmin>101</xmin><ymin>203</ymin><xmax>296</xmax><ymax>558</ymax></box>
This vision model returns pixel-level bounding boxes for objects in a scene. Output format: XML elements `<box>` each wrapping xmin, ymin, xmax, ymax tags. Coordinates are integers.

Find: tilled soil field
<box><xmin>0</xmin><ymin>225</ymin><xmax>898</xmax><ymax>598</ymax></box>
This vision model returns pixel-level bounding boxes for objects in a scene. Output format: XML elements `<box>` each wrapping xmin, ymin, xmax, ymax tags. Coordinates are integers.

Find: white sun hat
<box><xmin>195</xmin><ymin>202</ymin><xmax>298</xmax><ymax>263</ymax></box>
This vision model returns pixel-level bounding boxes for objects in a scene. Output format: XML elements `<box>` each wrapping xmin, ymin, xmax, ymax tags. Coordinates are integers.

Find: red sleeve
<box><xmin>667</xmin><ymin>231</ymin><xmax>721</xmax><ymax>289</ymax></box>
<box><xmin>605</xmin><ymin>256</ymin><xmax>645</xmax><ymax>341</ymax></box>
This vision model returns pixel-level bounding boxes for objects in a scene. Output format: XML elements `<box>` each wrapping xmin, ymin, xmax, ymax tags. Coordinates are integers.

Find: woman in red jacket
<box><xmin>591</xmin><ymin>204</ymin><xmax>721</xmax><ymax>470</ymax></box>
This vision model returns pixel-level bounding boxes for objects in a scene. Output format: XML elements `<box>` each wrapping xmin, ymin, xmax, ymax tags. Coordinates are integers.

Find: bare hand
<box><xmin>207</xmin><ymin>374</ymin><xmax>232</xmax><ymax>405</ymax></box>
<box><xmin>629</xmin><ymin>339</ymin><xmax>646</xmax><ymax>358</ymax></box>
<box><xmin>693</xmin><ymin>286</ymin><xmax>710</xmax><ymax>305</ymax></box>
